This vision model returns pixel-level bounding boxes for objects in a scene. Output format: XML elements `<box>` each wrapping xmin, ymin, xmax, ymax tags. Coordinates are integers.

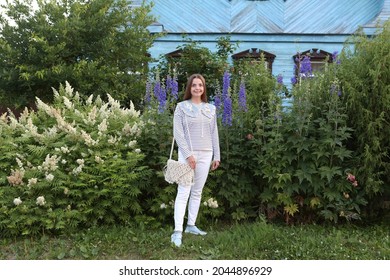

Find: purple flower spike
<box><xmin>166</xmin><ymin>76</ymin><xmax>172</xmax><ymax>92</ymax></box>
<box><xmin>300</xmin><ymin>55</ymin><xmax>312</xmax><ymax>76</ymax></box>
<box><xmin>171</xmin><ymin>76</ymin><xmax>178</xmax><ymax>100</ymax></box>
<box><xmin>332</xmin><ymin>51</ymin><xmax>339</xmax><ymax>61</ymax></box>
<box><xmin>222</xmin><ymin>95</ymin><xmax>232</xmax><ymax>126</ymax></box>
<box><xmin>291</xmin><ymin>76</ymin><xmax>298</xmax><ymax>85</ymax></box>
<box><xmin>158</xmin><ymin>86</ymin><xmax>167</xmax><ymax>113</ymax></box>
<box><xmin>222</xmin><ymin>71</ymin><xmax>230</xmax><ymax>101</ymax></box>
<box><xmin>153</xmin><ymin>81</ymin><xmax>161</xmax><ymax>99</ymax></box>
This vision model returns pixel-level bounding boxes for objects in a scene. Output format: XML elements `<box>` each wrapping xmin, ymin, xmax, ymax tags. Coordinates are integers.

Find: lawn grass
<box><xmin>0</xmin><ymin>221</ymin><xmax>388</xmax><ymax>260</ymax></box>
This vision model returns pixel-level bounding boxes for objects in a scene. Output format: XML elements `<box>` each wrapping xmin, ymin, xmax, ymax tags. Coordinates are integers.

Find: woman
<box><xmin>171</xmin><ymin>74</ymin><xmax>221</xmax><ymax>247</ymax></box>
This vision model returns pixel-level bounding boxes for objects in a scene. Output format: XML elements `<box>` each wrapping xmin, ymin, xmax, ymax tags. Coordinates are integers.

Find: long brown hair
<box><xmin>183</xmin><ymin>74</ymin><xmax>207</xmax><ymax>102</ymax></box>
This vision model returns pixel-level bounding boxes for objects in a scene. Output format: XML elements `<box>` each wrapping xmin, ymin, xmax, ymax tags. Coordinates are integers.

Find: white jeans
<box><xmin>173</xmin><ymin>150</ymin><xmax>213</xmax><ymax>232</ymax></box>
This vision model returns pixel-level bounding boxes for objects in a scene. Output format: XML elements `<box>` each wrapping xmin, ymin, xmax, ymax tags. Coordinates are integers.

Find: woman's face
<box><xmin>190</xmin><ymin>78</ymin><xmax>204</xmax><ymax>99</ymax></box>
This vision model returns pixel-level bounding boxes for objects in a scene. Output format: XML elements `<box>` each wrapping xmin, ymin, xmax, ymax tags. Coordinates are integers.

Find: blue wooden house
<box><xmin>140</xmin><ymin>0</ymin><xmax>390</xmax><ymax>86</ymax></box>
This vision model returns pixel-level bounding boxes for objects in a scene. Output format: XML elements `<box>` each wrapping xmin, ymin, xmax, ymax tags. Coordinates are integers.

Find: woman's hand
<box><xmin>211</xmin><ymin>160</ymin><xmax>220</xmax><ymax>171</ymax></box>
<box><xmin>187</xmin><ymin>155</ymin><xmax>196</xmax><ymax>169</ymax></box>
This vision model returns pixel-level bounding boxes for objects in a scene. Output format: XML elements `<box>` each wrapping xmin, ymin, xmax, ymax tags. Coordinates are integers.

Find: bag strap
<box><xmin>169</xmin><ymin>112</ymin><xmax>193</xmax><ymax>160</ymax></box>
<box><xmin>169</xmin><ymin>137</ymin><xmax>175</xmax><ymax>160</ymax></box>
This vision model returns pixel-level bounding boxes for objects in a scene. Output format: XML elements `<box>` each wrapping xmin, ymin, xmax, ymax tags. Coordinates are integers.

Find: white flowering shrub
<box><xmin>0</xmin><ymin>82</ymin><xmax>151</xmax><ymax>236</ymax></box>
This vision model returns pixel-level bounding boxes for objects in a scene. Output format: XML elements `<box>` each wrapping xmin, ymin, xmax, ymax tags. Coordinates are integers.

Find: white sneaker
<box><xmin>185</xmin><ymin>225</ymin><xmax>207</xmax><ymax>236</ymax></box>
<box><xmin>171</xmin><ymin>231</ymin><xmax>182</xmax><ymax>247</ymax></box>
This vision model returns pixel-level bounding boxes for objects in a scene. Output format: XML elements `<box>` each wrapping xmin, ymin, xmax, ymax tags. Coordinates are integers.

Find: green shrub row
<box><xmin>0</xmin><ymin>21</ymin><xmax>389</xmax><ymax>236</ymax></box>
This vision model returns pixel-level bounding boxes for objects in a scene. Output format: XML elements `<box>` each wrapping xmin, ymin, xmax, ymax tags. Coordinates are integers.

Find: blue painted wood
<box><xmin>147</xmin><ymin>0</ymin><xmax>385</xmax><ymax>34</ymax></box>
<box><xmin>144</xmin><ymin>0</ymin><xmax>390</xmax><ymax>87</ymax></box>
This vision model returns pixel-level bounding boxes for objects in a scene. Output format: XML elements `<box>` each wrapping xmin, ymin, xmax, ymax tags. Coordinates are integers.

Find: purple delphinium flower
<box><xmin>238</xmin><ymin>80</ymin><xmax>247</xmax><ymax>112</ymax></box>
<box><xmin>332</xmin><ymin>51</ymin><xmax>341</xmax><ymax>65</ymax></box>
<box><xmin>222</xmin><ymin>95</ymin><xmax>232</xmax><ymax>126</ymax></box>
<box><xmin>158</xmin><ymin>86</ymin><xmax>167</xmax><ymax>113</ymax></box>
<box><xmin>214</xmin><ymin>86</ymin><xmax>222</xmax><ymax>111</ymax></box>
<box><xmin>222</xmin><ymin>71</ymin><xmax>230</xmax><ymax>101</ymax></box>
<box><xmin>332</xmin><ymin>51</ymin><xmax>339</xmax><ymax>62</ymax></box>
<box><xmin>166</xmin><ymin>76</ymin><xmax>172</xmax><ymax>92</ymax></box>
<box><xmin>214</xmin><ymin>95</ymin><xmax>221</xmax><ymax>111</ymax></box>
<box><xmin>291</xmin><ymin>76</ymin><xmax>298</xmax><ymax>85</ymax></box>
<box><xmin>277</xmin><ymin>74</ymin><xmax>284</xmax><ymax>85</ymax></box>
<box><xmin>153</xmin><ymin>80</ymin><xmax>161</xmax><ymax>99</ymax></box>
<box><xmin>171</xmin><ymin>76</ymin><xmax>178</xmax><ymax>100</ymax></box>
<box><xmin>300</xmin><ymin>55</ymin><xmax>312</xmax><ymax>77</ymax></box>
<box><xmin>165</xmin><ymin>75</ymin><xmax>178</xmax><ymax>100</ymax></box>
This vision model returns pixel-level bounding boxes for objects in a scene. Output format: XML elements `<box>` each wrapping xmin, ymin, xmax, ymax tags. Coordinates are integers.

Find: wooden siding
<box><xmin>145</xmin><ymin>0</ymin><xmax>390</xmax><ymax>88</ymax></box>
<box><xmin>147</xmin><ymin>0</ymin><xmax>385</xmax><ymax>34</ymax></box>
<box><xmin>363</xmin><ymin>0</ymin><xmax>390</xmax><ymax>34</ymax></box>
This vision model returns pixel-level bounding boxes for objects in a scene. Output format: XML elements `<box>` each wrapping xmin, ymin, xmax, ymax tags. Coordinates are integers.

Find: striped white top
<box><xmin>173</xmin><ymin>100</ymin><xmax>220</xmax><ymax>161</ymax></box>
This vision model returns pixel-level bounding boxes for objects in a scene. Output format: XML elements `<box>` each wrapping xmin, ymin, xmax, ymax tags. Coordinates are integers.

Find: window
<box><xmin>232</xmin><ymin>48</ymin><xmax>276</xmax><ymax>72</ymax></box>
<box><xmin>292</xmin><ymin>48</ymin><xmax>333</xmax><ymax>76</ymax></box>
<box><xmin>165</xmin><ymin>49</ymin><xmax>183</xmax><ymax>59</ymax></box>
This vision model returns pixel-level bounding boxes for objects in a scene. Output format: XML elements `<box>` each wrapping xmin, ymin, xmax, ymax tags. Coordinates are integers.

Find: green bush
<box><xmin>254</xmin><ymin>56</ymin><xmax>368</xmax><ymax>224</ymax></box>
<box><xmin>205</xmin><ymin>59</ymin><xmax>280</xmax><ymax>221</ymax></box>
<box><xmin>338</xmin><ymin>21</ymin><xmax>390</xmax><ymax>214</ymax></box>
<box><xmin>1</xmin><ymin>21</ymin><xmax>388</xmax><ymax>238</ymax></box>
<box><xmin>155</xmin><ymin>36</ymin><xmax>238</xmax><ymax>95</ymax></box>
<box><xmin>0</xmin><ymin>82</ymin><xmax>150</xmax><ymax>236</ymax></box>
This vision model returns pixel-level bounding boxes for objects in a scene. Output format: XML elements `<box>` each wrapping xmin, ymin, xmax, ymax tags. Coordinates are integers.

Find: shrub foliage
<box><xmin>0</xmin><ymin>18</ymin><xmax>389</xmax><ymax>236</ymax></box>
<box><xmin>0</xmin><ymin>0</ymin><xmax>158</xmax><ymax>109</ymax></box>
<box><xmin>0</xmin><ymin>82</ymin><xmax>150</xmax><ymax>236</ymax></box>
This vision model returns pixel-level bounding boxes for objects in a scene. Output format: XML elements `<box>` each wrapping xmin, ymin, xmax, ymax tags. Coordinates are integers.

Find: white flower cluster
<box><xmin>36</xmin><ymin>196</ymin><xmax>46</xmax><ymax>206</ymax></box>
<box><xmin>86</xmin><ymin>94</ymin><xmax>94</xmax><ymax>106</ymax></box>
<box><xmin>108</xmin><ymin>135</ymin><xmax>121</xmax><ymax>145</ymax></box>
<box><xmin>43</xmin><ymin>126</ymin><xmax>58</xmax><ymax>138</ymax></box>
<box><xmin>160</xmin><ymin>203</ymin><xmax>167</xmax><ymax>209</ymax></box>
<box><xmin>55</xmin><ymin>146</ymin><xmax>70</xmax><ymax>154</ymax></box>
<box><xmin>127</xmin><ymin>140</ymin><xmax>137</xmax><ymax>148</ymax></box>
<box><xmin>84</xmin><ymin>106</ymin><xmax>97</xmax><ymax>125</ymax></box>
<box><xmin>7</xmin><ymin>169</ymin><xmax>24</xmax><ymax>186</ymax></box>
<box><xmin>160</xmin><ymin>200</ymin><xmax>174</xmax><ymax>209</ymax></box>
<box><xmin>95</xmin><ymin>156</ymin><xmax>104</xmax><ymax>164</ymax></box>
<box><xmin>204</xmin><ymin>198</ymin><xmax>219</xmax><ymax>209</ymax></box>
<box><xmin>27</xmin><ymin>178</ymin><xmax>38</xmax><ymax>188</ymax></box>
<box><xmin>122</xmin><ymin>101</ymin><xmax>140</xmax><ymax>118</ymax></box>
<box><xmin>16</xmin><ymin>158</ymin><xmax>24</xmax><ymax>169</ymax></box>
<box><xmin>72</xmin><ymin>158</ymin><xmax>85</xmax><ymax>175</ymax></box>
<box><xmin>98</xmin><ymin>118</ymin><xmax>108</xmax><ymax>134</ymax></box>
<box><xmin>41</xmin><ymin>154</ymin><xmax>61</xmax><ymax>173</ymax></box>
<box><xmin>122</xmin><ymin>122</ymin><xmax>142</xmax><ymax>137</ymax></box>
<box><xmin>46</xmin><ymin>173</ymin><xmax>54</xmax><ymax>182</ymax></box>
<box><xmin>62</xmin><ymin>96</ymin><xmax>74</xmax><ymax>109</ymax></box>
<box><xmin>99</xmin><ymin>103</ymin><xmax>110</xmax><ymax>119</ymax></box>
<box><xmin>81</xmin><ymin>130</ymin><xmax>98</xmax><ymax>146</ymax></box>
<box><xmin>24</xmin><ymin>117</ymin><xmax>41</xmax><ymax>140</ymax></box>
<box><xmin>13</xmin><ymin>197</ymin><xmax>22</xmax><ymax>206</ymax></box>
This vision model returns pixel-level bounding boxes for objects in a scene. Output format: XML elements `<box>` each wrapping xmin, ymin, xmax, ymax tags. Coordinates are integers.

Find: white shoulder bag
<box><xmin>163</xmin><ymin>114</ymin><xmax>194</xmax><ymax>186</ymax></box>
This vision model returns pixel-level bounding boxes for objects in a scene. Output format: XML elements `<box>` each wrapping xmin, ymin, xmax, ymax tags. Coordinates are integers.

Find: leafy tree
<box><xmin>155</xmin><ymin>36</ymin><xmax>238</xmax><ymax>96</ymax></box>
<box><xmin>0</xmin><ymin>0</ymin><xmax>159</xmax><ymax>109</ymax></box>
